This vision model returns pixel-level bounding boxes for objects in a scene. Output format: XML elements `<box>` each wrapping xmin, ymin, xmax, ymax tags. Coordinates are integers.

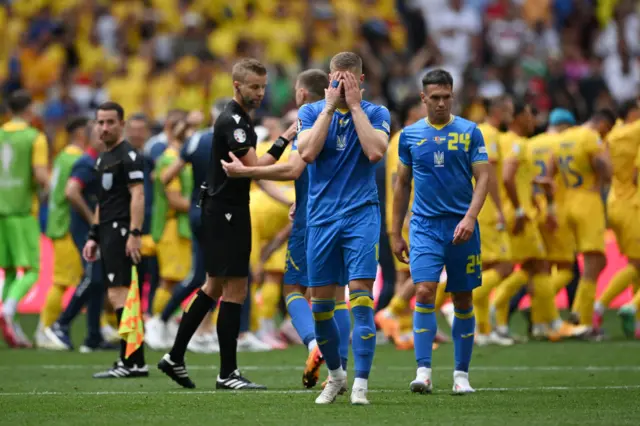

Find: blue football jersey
<box><xmin>68</xmin><ymin>153</ymin><xmax>100</xmax><ymax>249</ymax></box>
<box><xmin>290</xmin><ymin>137</ymin><xmax>308</xmax><ymax>236</ymax></box>
<box><xmin>297</xmin><ymin>100</ymin><xmax>391</xmax><ymax>226</ymax></box>
<box><xmin>181</xmin><ymin>129</ymin><xmax>213</xmax><ymax>207</ymax></box>
<box><xmin>399</xmin><ymin>115</ymin><xmax>488</xmax><ymax>218</ymax></box>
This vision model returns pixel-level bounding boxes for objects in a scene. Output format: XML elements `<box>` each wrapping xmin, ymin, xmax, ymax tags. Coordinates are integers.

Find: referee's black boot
<box><xmin>158</xmin><ymin>354</ymin><xmax>196</xmax><ymax>389</ymax></box>
<box><xmin>93</xmin><ymin>360</ymin><xmax>149</xmax><ymax>379</ymax></box>
<box><xmin>216</xmin><ymin>370</ymin><xmax>267</xmax><ymax>390</ymax></box>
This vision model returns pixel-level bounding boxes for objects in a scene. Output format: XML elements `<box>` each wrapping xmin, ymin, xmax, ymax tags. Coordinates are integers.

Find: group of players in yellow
<box><xmin>376</xmin><ymin>95</ymin><xmax>640</xmax><ymax>349</ymax></box>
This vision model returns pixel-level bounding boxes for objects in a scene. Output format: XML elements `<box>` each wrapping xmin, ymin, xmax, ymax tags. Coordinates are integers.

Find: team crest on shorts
<box><xmin>233</xmin><ymin>128</ymin><xmax>247</xmax><ymax>143</ymax></box>
<box><xmin>102</xmin><ymin>173</ymin><xmax>113</xmax><ymax>190</ymax></box>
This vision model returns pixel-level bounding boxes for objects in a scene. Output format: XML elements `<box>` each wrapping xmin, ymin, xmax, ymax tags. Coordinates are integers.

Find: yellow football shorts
<box><xmin>157</xmin><ymin>218</ymin><xmax>192</xmax><ymax>282</ymax></box>
<box><xmin>505</xmin><ymin>209</ymin><xmax>546</xmax><ymax>263</ymax></box>
<box><xmin>567</xmin><ymin>190</ymin><xmax>606</xmax><ymax>254</ymax></box>
<box><xmin>479</xmin><ymin>219</ymin><xmax>511</xmax><ymax>264</ymax></box>
<box><xmin>536</xmin><ymin>196</ymin><xmax>575</xmax><ymax>263</ymax></box>
<box><xmin>608</xmin><ymin>198</ymin><xmax>640</xmax><ymax>259</ymax></box>
<box><xmin>52</xmin><ymin>233</ymin><xmax>83</xmax><ymax>287</ymax></box>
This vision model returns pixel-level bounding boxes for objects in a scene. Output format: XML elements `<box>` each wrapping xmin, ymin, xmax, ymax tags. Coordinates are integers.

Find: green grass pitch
<box><xmin>1</xmin><ymin>313</ymin><xmax>639</xmax><ymax>425</ymax></box>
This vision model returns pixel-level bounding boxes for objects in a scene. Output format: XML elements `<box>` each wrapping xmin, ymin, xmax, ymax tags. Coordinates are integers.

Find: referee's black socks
<box><xmin>115</xmin><ymin>307</ymin><xmax>146</xmax><ymax>367</ymax></box>
<box><xmin>217</xmin><ymin>301</ymin><xmax>242</xmax><ymax>379</ymax></box>
<box><xmin>169</xmin><ymin>289</ymin><xmax>215</xmax><ymax>363</ymax></box>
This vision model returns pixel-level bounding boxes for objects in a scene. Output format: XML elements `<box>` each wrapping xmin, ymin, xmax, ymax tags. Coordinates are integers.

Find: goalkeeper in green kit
<box><xmin>0</xmin><ymin>90</ymin><xmax>50</xmax><ymax>348</ymax></box>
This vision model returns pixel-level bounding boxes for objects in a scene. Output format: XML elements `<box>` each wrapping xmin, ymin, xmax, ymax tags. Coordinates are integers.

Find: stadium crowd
<box><xmin>1</xmin><ymin>0</ymin><xmax>640</xmax><ymax>367</ymax></box>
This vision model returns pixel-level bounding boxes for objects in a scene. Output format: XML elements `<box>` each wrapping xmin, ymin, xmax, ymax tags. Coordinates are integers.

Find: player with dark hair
<box><xmin>158</xmin><ymin>58</ymin><xmax>296</xmax><ymax>390</ymax></box>
<box><xmin>83</xmin><ymin>101</ymin><xmax>148</xmax><ymax>378</ymax></box>
<box><xmin>392</xmin><ymin>69</ymin><xmax>489</xmax><ymax>394</ymax></box>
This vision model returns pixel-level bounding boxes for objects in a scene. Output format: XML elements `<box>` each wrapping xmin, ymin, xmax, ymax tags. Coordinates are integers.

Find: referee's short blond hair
<box><xmin>232</xmin><ymin>58</ymin><xmax>267</xmax><ymax>82</ymax></box>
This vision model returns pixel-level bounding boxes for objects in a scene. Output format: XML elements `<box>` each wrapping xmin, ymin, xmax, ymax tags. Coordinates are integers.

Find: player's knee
<box><xmin>221</xmin><ymin>279</ymin><xmax>247</xmax><ymax>304</ymax></box>
<box><xmin>107</xmin><ymin>287</ymin><xmax>128</xmax><ymax>310</ymax></box>
<box><xmin>202</xmin><ymin>277</ymin><xmax>223</xmax><ymax>300</ymax></box>
<box><xmin>335</xmin><ymin>286</ymin><xmax>346</xmax><ymax>302</ymax></box>
<box><xmin>310</xmin><ymin>285</ymin><xmax>336</xmax><ymax>300</ymax></box>
<box><xmin>415</xmin><ymin>282</ymin><xmax>437</xmax><ymax>304</ymax></box>
<box><xmin>629</xmin><ymin>259</ymin><xmax>640</xmax><ymax>272</ymax></box>
<box><xmin>451</xmin><ymin>291</ymin><xmax>473</xmax><ymax>311</ymax></box>
<box><xmin>583</xmin><ymin>253</ymin><xmax>606</xmax><ymax>280</ymax></box>
<box><xmin>349</xmin><ymin>279</ymin><xmax>373</xmax><ymax>293</ymax></box>
<box><xmin>283</xmin><ymin>284</ymin><xmax>305</xmax><ymax>298</ymax></box>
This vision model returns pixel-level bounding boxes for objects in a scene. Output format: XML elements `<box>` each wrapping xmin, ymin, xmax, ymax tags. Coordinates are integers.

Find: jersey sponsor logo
<box><xmin>414</xmin><ymin>328</ymin><xmax>431</xmax><ymax>334</ymax></box>
<box><xmin>232</xmin><ymin>114</ymin><xmax>241</xmax><ymax>124</ymax></box>
<box><xmin>102</xmin><ymin>172</ymin><xmax>113</xmax><ymax>190</ymax></box>
<box><xmin>233</xmin><ymin>128</ymin><xmax>247</xmax><ymax>143</ymax></box>
<box><xmin>361</xmin><ymin>333</ymin><xmax>376</xmax><ymax>340</ymax></box>
<box><xmin>416</xmin><ymin>138</ymin><xmax>427</xmax><ymax>146</ymax></box>
<box><xmin>434</xmin><ymin>151</ymin><xmax>445</xmax><ymax>167</ymax></box>
<box><xmin>336</xmin><ymin>135</ymin><xmax>346</xmax><ymax>151</ymax></box>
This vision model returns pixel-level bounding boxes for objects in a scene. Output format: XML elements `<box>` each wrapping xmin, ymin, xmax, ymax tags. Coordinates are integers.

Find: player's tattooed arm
<box><xmin>591</xmin><ymin>152</ymin><xmax>612</xmax><ymax>184</ymax></box>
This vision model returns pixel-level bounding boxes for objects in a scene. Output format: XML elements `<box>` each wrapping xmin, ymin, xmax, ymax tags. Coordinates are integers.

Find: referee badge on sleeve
<box><xmin>102</xmin><ymin>173</ymin><xmax>113</xmax><ymax>190</ymax></box>
<box><xmin>233</xmin><ymin>128</ymin><xmax>247</xmax><ymax>143</ymax></box>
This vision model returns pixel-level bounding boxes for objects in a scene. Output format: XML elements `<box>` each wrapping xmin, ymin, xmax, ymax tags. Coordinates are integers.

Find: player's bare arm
<box><xmin>486</xmin><ymin>160</ymin><xmax>505</xmax><ymax>227</ymax></box>
<box><xmin>256</xmin><ymin>180</ymin><xmax>292</xmax><ymax>206</ymax></box>
<box><xmin>454</xmin><ymin>162</ymin><xmax>489</xmax><ymax>245</ymax></box>
<box><xmin>297</xmin><ymin>76</ymin><xmax>342</xmax><ymax>163</ymax></box>
<box><xmin>260</xmin><ymin>223</ymin><xmax>292</xmax><ymax>264</ymax></box>
<box><xmin>65</xmin><ymin>178</ymin><xmax>94</xmax><ymax>224</ymax></box>
<box><xmin>127</xmin><ymin>182</ymin><xmax>144</xmax><ymax>264</ymax></box>
<box><xmin>503</xmin><ymin>156</ymin><xmax>526</xmax><ymax>234</ymax></box>
<box><xmin>222</xmin><ymin>150</ymin><xmax>306</xmax><ymax>181</ymax></box>
<box><xmin>591</xmin><ymin>151</ymin><xmax>613</xmax><ymax>184</ymax></box>
<box><xmin>344</xmin><ymin>72</ymin><xmax>387</xmax><ymax>163</ymax></box>
<box><xmin>391</xmin><ymin>161</ymin><xmax>413</xmax><ymax>264</ymax></box>
<box><xmin>161</xmin><ymin>158</ymin><xmax>186</xmax><ymax>185</ymax></box>
<box><xmin>165</xmin><ymin>184</ymin><xmax>190</xmax><ymax>213</ymax></box>
<box><xmin>236</xmin><ymin>122</ymin><xmax>298</xmax><ymax>168</ymax></box>
<box><xmin>33</xmin><ymin>165</ymin><xmax>50</xmax><ymax>192</ymax></box>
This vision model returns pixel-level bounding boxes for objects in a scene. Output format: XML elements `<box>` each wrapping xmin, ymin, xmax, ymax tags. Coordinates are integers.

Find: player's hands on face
<box><xmin>391</xmin><ymin>233</ymin><xmax>410</xmax><ymax>264</ymax></box>
<box><xmin>126</xmin><ymin>235</ymin><xmax>142</xmax><ymax>264</ymax></box>
<box><xmin>221</xmin><ymin>152</ymin><xmax>247</xmax><ymax>177</ymax></box>
<box><xmin>83</xmin><ymin>239</ymin><xmax>98</xmax><ymax>262</ymax></box>
<box><xmin>288</xmin><ymin>202</ymin><xmax>296</xmax><ymax>221</ymax></box>
<box><xmin>343</xmin><ymin>71</ymin><xmax>363</xmax><ymax>110</ymax></box>
<box><xmin>283</xmin><ymin>121</ymin><xmax>297</xmax><ymax>141</ymax></box>
<box><xmin>325</xmin><ymin>73</ymin><xmax>343</xmax><ymax>112</ymax></box>
<box><xmin>453</xmin><ymin>215</ymin><xmax>475</xmax><ymax>245</ymax></box>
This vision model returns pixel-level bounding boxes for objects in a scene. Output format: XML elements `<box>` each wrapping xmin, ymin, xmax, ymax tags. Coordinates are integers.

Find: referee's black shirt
<box><xmin>205</xmin><ymin>100</ymin><xmax>257</xmax><ymax>205</ymax></box>
<box><xmin>95</xmin><ymin>140</ymin><xmax>145</xmax><ymax>224</ymax></box>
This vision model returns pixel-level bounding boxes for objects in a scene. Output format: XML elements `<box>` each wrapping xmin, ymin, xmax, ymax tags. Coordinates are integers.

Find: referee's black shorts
<box><xmin>202</xmin><ymin>197</ymin><xmax>251</xmax><ymax>277</ymax></box>
<box><xmin>99</xmin><ymin>221</ymin><xmax>133</xmax><ymax>288</ymax></box>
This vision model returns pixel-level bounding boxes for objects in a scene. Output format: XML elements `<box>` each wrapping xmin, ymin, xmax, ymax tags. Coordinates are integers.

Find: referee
<box><xmin>83</xmin><ymin>102</ymin><xmax>148</xmax><ymax>379</ymax></box>
<box><xmin>159</xmin><ymin>58</ymin><xmax>296</xmax><ymax>390</ymax></box>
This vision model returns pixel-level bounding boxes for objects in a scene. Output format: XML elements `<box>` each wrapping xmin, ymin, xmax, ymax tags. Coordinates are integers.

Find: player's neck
<box><xmin>509</xmin><ymin>126</ymin><xmax>527</xmax><ymax>137</ymax></box>
<box><xmin>426</xmin><ymin>114</ymin><xmax>452</xmax><ymax>127</ymax></box>
<box><xmin>485</xmin><ymin>116</ymin><xmax>501</xmax><ymax>129</ymax></box>
<box><xmin>336</xmin><ymin>100</ymin><xmax>349</xmax><ymax>112</ymax></box>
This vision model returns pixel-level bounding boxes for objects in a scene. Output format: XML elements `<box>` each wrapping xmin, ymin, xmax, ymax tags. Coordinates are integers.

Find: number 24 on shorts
<box><xmin>466</xmin><ymin>254</ymin><xmax>481</xmax><ymax>275</ymax></box>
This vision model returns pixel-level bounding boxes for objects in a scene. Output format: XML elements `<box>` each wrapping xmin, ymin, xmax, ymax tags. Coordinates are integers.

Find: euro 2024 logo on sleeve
<box><xmin>233</xmin><ymin>128</ymin><xmax>247</xmax><ymax>143</ymax></box>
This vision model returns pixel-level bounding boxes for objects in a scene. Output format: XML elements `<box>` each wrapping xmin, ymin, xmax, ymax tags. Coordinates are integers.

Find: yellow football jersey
<box><xmin>385</xmin><ymin>131</ymin><xmax>414</xmax><ymax>232</ymax></box>
<box><xmin>476</xmin><ymin>122</ymin><xmax>502</xmax><ymax>223</ymax></box>
<box><xmin>502</xmin><ymin>131</ymin><xmax>535</xmax><ymax>214</ymax></box>
<box><xmin>607</xmin><ymin>119</ymin><xmax>640</xmax><ymax>202</ymax></box>
<box><xmin>251</xmin><ymin>141</ymin><xmax>293</xmax><ymax>193</ymax></box>
<box><xmin>554</xmin><ymin>126</ymin><xmax>604</xmax><ymax>193</ymax></box>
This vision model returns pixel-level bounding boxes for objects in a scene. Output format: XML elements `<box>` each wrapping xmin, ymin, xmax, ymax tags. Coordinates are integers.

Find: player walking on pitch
<box><xmin>297</xmin><ymin>52</ymin><xmax>390</xmax><ymax>405</ymax></box>
<box><xmin>391</xmin><ymin>69</ymin><xmax>490</xmax><ymax>394</ymax></box>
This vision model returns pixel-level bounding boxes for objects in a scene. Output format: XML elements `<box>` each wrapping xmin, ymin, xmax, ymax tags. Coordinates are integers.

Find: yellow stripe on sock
<box><xmin>335</xmin><ymin>301</ymin><xmax>349</xmax><ymax>311</ymax></box>
<box><xmin>350</xmin><ymin>295</ymin><xmax>374</xmax><ymax>309</ymax></box>
<box><xmin>312</xmin><ymin>311</ymin><xmax>335</xmax><ymax>321</ymax></box>
<box><xmin>285</xmin><ymin>294</ymin><xmax>306</xmax><ymax>307</ymax></box>
<box><xmin>415</xmin><ymin>305</ymin><xmax>435</xmax><ymax>314</ymax></box>
<box><xmin>454</xmin><ymin>309</ymin><xmax>475</xmax><ymax>319</ymax></box>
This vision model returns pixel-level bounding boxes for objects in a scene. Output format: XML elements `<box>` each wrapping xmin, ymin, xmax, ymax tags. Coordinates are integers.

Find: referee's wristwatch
<box><xmin>130</xmin><ymin>228</ymin><xmax>142</xmax><ymax>237</ymax></box>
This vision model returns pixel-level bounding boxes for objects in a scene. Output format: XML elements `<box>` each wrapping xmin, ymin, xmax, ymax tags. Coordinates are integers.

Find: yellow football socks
<box><xmin>552</xmin><ymin>269</ymin><xmax>574</xmax><ymax>294</ymax></box>
<box><xmin>388</xmin><ymin>295</ymin><xmax>408</xmax><ymax>317</ymax></box>
<box><xmin>576</xmin><ymin>279</ymin><xmax>597</xmax><ymax>325</ymax></box>
<box><xmin>41</xmin><ymin>284</ymin><xmax>66</xmax><ymax>328</ymax></box>
<box><xmin>260</xmin><ymin>281</ymin><xmax>281</xmax><ymax>320</ymax></box>
<box><xmin>598</xmin><ymin>265</ymin><xmax>638</xmax><ymax>307</ymax></box>
<box><xmin>531</xmin><ymin>273</ymin><xmax>555</xmax><ymax>324</ymax></box>
<box><xmin>474</xmin><ymin>269</ymin><xmax>501</xmax><ymax>335</ymax></box>
<box><xmin>152</xmin><ymin>287</ymin><xmax>172</xmax><ymax>316</ymax></box>
<box><xmin>492</xmin><ymin>269</ymin><xmax>529</xmax><ymax>327</ymax></box>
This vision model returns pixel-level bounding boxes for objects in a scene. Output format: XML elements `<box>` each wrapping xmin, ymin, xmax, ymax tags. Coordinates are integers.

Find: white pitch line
<box><xmin>0</xmin><ymin>365</ymin><xmax>639</xmax><ymax>372</ymax></box>
<box><xmin>1</xmin><ymin>385</ymin><xmax>639</xmax><ymax>397</ymax></box>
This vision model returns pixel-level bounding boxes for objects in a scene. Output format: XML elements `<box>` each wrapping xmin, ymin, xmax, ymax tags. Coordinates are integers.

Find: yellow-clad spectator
<box><xmin>105</xmin><ymin>60</ymin><xmax>146</xmax><ymax>119</ymax></box>
<box><xmin>171</xmin><ymin>56</ymin><xmax>207</xmax><ymax>116</ymax></box>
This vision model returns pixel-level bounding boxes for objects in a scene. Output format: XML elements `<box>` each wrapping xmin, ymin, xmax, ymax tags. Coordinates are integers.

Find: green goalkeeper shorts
<box><xmin>0</xmin><ymin>215</ymin><xmax>41</xmax><ymax>269</ymax></box>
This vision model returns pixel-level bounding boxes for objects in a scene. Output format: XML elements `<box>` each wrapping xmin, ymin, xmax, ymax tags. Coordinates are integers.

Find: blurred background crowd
<box><xmin>0</xmin><ymin>0</ymin><xmax>639</xmax><ymax>156</ymax></box>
